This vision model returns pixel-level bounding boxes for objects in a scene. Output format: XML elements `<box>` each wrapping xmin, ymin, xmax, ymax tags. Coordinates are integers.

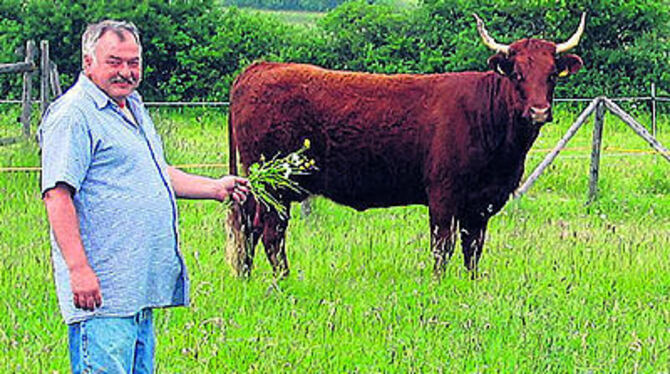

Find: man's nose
<box><xmin>119</xmin><ymin>64</ymin><xmax>132</xmax><ymax>77</ymax></box>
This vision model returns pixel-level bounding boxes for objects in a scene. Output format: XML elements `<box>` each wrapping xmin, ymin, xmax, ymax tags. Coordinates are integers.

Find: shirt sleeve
<box><xmin>39</xmin><ymin>109</ymin><xmax>93</xmax><ymax>195</ymax></box>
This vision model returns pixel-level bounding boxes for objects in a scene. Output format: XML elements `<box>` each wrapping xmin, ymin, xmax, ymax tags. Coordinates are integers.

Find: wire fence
<box><xmin>0</xmin><ymin>145</ymin><xmax>664</xmax><ymax>173</ymax></box>
<box><xmin>2</xmin><ymin>95</ymin><xmax>667</xmax><ymax>131</ymax></box>
<box><xmin>1</xmin><ymin>87</ymin><xmax>668</xmax><ymax>174</ymax></box>
<box><xmin>3</xmin><ymin>91</ymin><xmax>667</xmax><ymax>137</ymax></box>
<box><xmin>2</xmin><ymin>97</ymin><xmax>668</xmax><ymax>105</ymax></box>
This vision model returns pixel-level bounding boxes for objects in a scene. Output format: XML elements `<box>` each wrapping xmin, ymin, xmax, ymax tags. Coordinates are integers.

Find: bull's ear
<box><xmin>488</xmin><ymin>53</ymin><xmax>513</xmax><ymax>76</ymax></box>
<box><xmin>556</xmin><ymin>54</ymin><xmax>583</xmax><ymax>77</ymax></box>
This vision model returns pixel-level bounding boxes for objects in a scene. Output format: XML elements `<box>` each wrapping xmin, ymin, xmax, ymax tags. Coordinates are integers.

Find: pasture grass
<box><xmin>0</xmin><ymin>104</ymin><xmax>668</xmax><ymax>372</ymax></box>
<box><xmin>233</xmin><ymin>0</ymin><xmax>420</xmax><ymax>27</ymax></box>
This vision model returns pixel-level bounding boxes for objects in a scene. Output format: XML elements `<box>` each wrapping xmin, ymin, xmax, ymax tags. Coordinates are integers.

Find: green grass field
<box><xmin>0</xmin><ymin>104</ymin><xmax>668</xmax><ymax>372</ymax></box>
<box><xmin>246</xmin><ymin>8</ymin><xmax>326</xmax><ymax>26</ymax></box>
<box><xmin>230</xmin><ymin>0</ymin><xmax>419</xmax><ymax>27</ymax></box>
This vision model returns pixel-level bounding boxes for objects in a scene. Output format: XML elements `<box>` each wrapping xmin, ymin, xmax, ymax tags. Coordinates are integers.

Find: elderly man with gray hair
<box><xmin>39</xmin><ymin>20</ymin><xmax>248</xmax><ymax>373</ymax></box>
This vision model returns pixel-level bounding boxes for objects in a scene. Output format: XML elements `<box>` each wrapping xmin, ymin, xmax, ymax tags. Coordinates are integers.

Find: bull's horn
<box><xmin>556</xmin><ymin>13</ymin><xmax>586</xmax><ymax>53</ymax></box>
<box><xmin>473</xmin><ymin>13</ymin><xmax>510</xmax><ymax>55</ymax></box>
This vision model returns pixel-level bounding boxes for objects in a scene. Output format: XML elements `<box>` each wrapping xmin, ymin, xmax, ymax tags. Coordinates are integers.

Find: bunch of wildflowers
<box><xmin>230</xmin><ymin>139</ymin><xmax>317</xmax><ymax>218</ymax></box>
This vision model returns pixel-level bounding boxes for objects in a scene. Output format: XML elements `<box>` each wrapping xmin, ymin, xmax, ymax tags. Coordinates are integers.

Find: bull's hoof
<box><xmin>432</xmin><ymin>264</ymin><xmax>448</xmax><ymax>278</ymax></box>
<box><xmin>466</xmin><ymin>267</ymin><xmax>489</xmax><ymax>280</ymax></box>
<box><xmin>273</xmin><ymin>266</ymin><xmax>290</xmax><ymax>280</ymax></box>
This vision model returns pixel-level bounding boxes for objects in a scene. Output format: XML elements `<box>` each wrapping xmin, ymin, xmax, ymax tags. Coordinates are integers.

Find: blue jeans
<box><xmin>68</xmin><ymin>308</ymin><xmax>155</xmax><ymax>374</ymax></box>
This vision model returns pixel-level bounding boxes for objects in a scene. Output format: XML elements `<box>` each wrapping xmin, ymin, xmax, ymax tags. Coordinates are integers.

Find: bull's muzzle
<box><xmin>529</xmin><ymin>105</ymin><xmax>552</xmax><ymax>124</ymax></box>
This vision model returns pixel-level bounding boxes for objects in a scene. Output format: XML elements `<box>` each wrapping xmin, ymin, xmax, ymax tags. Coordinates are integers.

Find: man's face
<box><xmin>84</xmin><ymin>30</ymin><xmax>142</xmax><ymax>104</ymax></box>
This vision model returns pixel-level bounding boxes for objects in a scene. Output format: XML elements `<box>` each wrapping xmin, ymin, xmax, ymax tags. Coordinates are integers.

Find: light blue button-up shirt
<box><xmin>39</xmin><ymin>74</ymin><xmax>189</xmax><ymax>324</ymax></box>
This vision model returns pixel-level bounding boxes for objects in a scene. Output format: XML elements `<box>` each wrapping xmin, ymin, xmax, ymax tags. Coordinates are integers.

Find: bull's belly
<box><xmin>305</xmin><ymin>163</ymin><xmax>427</xmax><ymax>211</ymax></box>
<box><xmin>323</xmin><ymin>187</ymin><xmax>428</xmax><ymax>211</ymax></box>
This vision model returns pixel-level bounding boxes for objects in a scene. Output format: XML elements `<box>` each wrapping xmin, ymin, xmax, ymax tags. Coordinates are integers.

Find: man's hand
<box><xmin>214</xmin><ymin>176</ymin><xmax>250</xmax><ymax>203</ymax></box>
<box><xmin>70</xmin><ymin>264</ymin><xmax>102</xmax><ymax>311</ymax></box>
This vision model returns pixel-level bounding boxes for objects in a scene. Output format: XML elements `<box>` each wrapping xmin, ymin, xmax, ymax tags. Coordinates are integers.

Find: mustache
<box><xmin>109</xmin><ymin>74</ymin><xmax>138</xmax><ymax>85</ymax></box>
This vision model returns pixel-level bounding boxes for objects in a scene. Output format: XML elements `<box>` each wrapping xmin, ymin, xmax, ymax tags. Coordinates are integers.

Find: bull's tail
<box><xmin>225</xmin><ymin>106</ymin><xmax>255</xmax><ymax>276</ymax></box>
<box><xmin>225</xmin><ymin>203</ymin><xmax>250</xmax><ymax>276</ymax></box>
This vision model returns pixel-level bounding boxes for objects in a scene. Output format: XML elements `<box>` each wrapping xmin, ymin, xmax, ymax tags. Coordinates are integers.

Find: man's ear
<box><xmin>83</xmin><ymin>55</ymin><xmax>93</xmax><ymax>71</ymax></box>
<box><xmin>488</xmin><ymin>53</ymin><xmax>513</xmax><ymax>76</ymax></box>
<box><xmin>556</xmin><ymin>54</ymin><xmax>583</xmax><ymax>77</ymax></box>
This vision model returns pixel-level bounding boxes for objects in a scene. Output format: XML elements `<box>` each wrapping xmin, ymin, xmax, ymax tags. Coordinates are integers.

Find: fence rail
<box><xmin>0</xmin><ymin>62</ymin><xmax>35</xmax><ymax>74</ymax></box>
<box><xmin>0</xmin><ymin>40</ymin><xmax>36</xmax><ymax>146</ymax></box>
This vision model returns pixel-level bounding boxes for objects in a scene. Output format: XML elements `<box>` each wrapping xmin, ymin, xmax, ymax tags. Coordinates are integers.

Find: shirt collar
<box><xmin>76</xmin><ymin>73</ymin><xmax>142</xmax><ymax>110</ymax></box>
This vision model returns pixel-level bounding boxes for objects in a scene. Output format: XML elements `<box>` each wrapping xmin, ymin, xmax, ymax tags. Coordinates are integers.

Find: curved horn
<box><xmin>473</xmin><ymin>13</ymin><xmax>510</xmax><ymax>55</ymax></box>
<box><xmin>556</xmin><ymin>13</ymin><xmax>586</xmax><ymax>53</ymax></box>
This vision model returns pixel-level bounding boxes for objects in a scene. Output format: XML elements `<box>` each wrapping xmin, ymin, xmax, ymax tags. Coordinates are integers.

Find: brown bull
<box><xmin>227</xmin><ymin>14</ymin><xmax>586</xmax><ymax>276</ymax></box>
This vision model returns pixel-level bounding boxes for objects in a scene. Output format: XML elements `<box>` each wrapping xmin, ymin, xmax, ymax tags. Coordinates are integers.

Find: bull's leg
<box><xmin>430</xmin><ymin>214</ymin><xmax>458</xmax><ymax>276</ymax></box>
<box><xmin>428</xmin><ymin>188</ymin><xmax>459</xmax><ymax>276</ymax></box>
<box><xmin>459</xmin><ymin>214</ymin><xmax>489</xmax><ymax>275</ymax></box>
<box><xmin>226</xmin><ymin>199</ymin><xmax>262</xmax><ymax>277</ymax></box>
<box><xmin>300</xmin><ymin>197</ymin><xmax>313</xmax><ymax>218</ymax></box>
<box><xmin>261</xmin><ymin>205</ymin><xmax>291</xmax><ymax>278</ymax></box>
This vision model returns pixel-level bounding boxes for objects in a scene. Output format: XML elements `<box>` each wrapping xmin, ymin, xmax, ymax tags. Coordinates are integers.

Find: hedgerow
<box><xmin>0</xmin><ymin>0</ymin><xmax>666</xmax><ymax>101</ymax></box>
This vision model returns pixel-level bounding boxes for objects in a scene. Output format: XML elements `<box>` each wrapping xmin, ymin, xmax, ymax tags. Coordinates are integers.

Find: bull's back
<box><xmin>231</xmin><ymin>62</ymin><xmax>439</xmax><ymax>131</ymax></box>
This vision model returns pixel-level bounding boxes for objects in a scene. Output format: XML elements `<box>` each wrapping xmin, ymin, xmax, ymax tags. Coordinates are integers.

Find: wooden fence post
<box><xmin>515</xmin><ymin>97</ymin><xmax>600</xmax><ymax>198</ymax></box>
<box><xmin>40</xmin><ymin>40</ymin><xmax>50</xmax><ymax>115</ymax></box>
<box><xmin>587</xmin><ymin>100</ymin><xmax>606</xmax><ymax>203</ymax></box>
<box><xmin>20</xmin><ymin>40</ymin><xmax>36</xmax><ymax>138</ymax></box>
<box><xmin>49</xmin><ymin>61</ymin><xmax>62</xmax><ymax>97</ymax></box>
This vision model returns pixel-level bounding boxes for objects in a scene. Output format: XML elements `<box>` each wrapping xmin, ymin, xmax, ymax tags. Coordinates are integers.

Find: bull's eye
<box><xmin>511</xmin><ymin>72</ymin><xmax>524</xmax><ymax>82</ymax></box>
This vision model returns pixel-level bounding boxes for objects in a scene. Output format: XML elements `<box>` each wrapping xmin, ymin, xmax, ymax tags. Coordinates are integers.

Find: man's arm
<box><xmin>43</xmin><ymin>183</ymin><xmax>102</xmax><ymax>311</ymax></box>
<box><xmin>166</xmin><ymin>166</ymin><xmax>249</xmax><ymax>202</ymax></box>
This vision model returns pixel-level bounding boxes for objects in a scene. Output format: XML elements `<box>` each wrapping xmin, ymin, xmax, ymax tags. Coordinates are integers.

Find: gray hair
<box><xmin>81</xmin><ymin>20</ymin><xmax>142</xmax><ymax>68</ymax></box>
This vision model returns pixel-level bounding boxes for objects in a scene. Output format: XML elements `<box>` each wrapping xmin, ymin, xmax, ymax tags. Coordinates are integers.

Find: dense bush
<box><xmin>301</xmin><ymin>0</ymin><xmax>668</xmax><ymax>98</ymax></box>
<box><xmin>0</xmin><ymin>0</ymin><xmax>26</xmax><ymax>98</ymax></box>
<box><xmin>0</xmin><ymin>0</ymin><xmax>292</xmax><ymax>100</ymax></box>
<box><xmin>0</xmin><ymin>0</ymin><xmax>666</xmax><ymax>101</ymax></box>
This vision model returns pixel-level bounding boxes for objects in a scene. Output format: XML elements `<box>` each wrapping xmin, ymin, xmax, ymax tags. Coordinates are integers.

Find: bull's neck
<box><xmin>481</xmin><ymin>73</ymin><xmax>540</xmax><ymax>155</ymax></box>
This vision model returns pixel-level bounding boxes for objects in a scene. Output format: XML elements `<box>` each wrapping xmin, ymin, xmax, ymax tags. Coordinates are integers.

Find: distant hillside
<box><xmin>221</xmin><ymin>0</ymin><xmax>346</xmax><ymax>12</ymax></box>
<box><xmin>246</xmin><ymin>8</ymin><xmax>326</xmax><ymax>26</ymax></box>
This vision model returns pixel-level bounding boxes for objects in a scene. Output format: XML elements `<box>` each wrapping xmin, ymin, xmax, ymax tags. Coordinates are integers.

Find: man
<box><xmin>39</xmin><ymin>20</ymin><xmax>248</xmax><ymax>373</ymax></box>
